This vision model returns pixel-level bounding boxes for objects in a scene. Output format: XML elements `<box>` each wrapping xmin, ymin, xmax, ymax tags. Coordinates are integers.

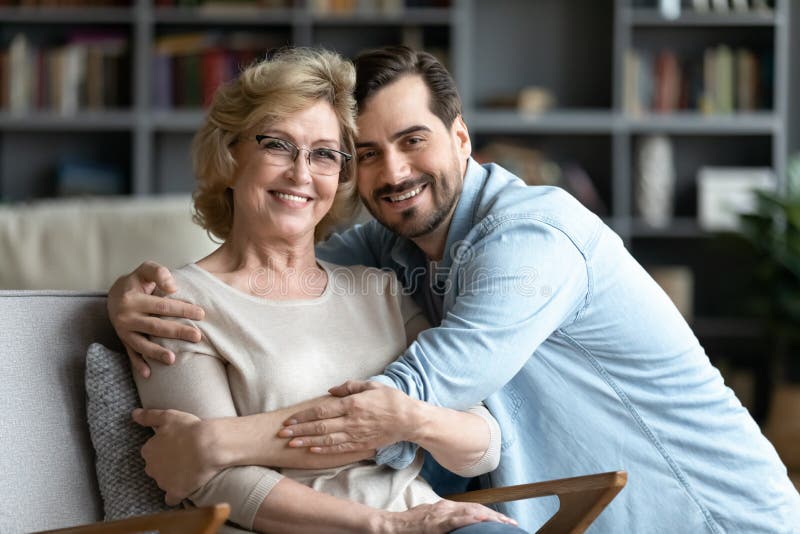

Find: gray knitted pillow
<box><xmin>85</xmin><ymin>342</ymin><xmax>173</xmax><ymax>520</ymax></box>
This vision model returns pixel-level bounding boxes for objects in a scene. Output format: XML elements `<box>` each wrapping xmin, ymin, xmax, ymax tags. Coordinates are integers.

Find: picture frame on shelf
<box><xmin>697</xmin><ymin>166</ymin><xmax>775</xmax><ymax>231</ymax></box>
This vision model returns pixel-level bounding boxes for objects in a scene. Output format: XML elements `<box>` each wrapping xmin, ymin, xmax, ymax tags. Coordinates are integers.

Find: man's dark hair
<box><xmin>354</xmin><ymin>45</ymin><xmax>462</xmax><ymax>127</ymax></box>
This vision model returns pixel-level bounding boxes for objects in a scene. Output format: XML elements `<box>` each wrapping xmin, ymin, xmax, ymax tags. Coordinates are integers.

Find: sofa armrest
<box><xmin>33</xmin><ymin>504</ymin><xmax>230</xmax><ymax>534</ymax></box>
<box><xmin>447</xmin><ymin>470</ymin><xmax>627</xmax><ymax>534</ymax></box>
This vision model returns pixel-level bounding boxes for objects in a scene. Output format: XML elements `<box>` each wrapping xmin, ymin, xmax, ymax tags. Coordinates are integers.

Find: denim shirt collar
<box><xmin>438</xmin><ymin>157</ymin><xmax>487</xmax><ymax>272</ymax></box>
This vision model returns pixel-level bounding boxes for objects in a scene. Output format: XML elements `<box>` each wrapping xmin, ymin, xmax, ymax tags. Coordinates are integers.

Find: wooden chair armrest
<box><xmin>34</xmin><ymin>503</ymin><xmax>230</xmax><ymax>534</ymax></box>
<box><xmin>446</xmin><ymin>470</ymin><xmax>627</xmax><ymax>534</ymax></box>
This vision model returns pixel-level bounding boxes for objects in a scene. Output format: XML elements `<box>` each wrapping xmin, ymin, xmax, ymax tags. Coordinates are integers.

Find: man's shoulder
<box><xmin>473</xmin><ymin>171</ymin><xmax>603</xmax><ymax>253</ymax></box>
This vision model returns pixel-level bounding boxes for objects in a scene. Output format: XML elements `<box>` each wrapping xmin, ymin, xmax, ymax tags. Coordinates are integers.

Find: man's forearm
<box><xmin>210</xmin><ymin>397</ymin><xmax>374</xmax><ymax>470</ymax></box>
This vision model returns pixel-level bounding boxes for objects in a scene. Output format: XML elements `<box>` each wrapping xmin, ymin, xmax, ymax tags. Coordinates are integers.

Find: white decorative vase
<box><xmin>636</xmin><ymin>134</ymin><xmax>676</xmax><ymax>228</ymax></box>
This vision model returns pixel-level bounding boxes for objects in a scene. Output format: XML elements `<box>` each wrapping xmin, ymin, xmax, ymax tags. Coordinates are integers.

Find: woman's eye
<box><xmin>264</xmin><ymin>139</ymin><xmax>291</xmax><ymax>151</ymax></box>
<box><xmin>313</xmin><ymin>148</ymin><xmax>337</xmax><ymax>161</ymax></box>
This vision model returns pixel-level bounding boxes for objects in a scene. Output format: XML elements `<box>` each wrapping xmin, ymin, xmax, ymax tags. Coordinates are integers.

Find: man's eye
<box><xmin>407</xmin><ymin>136</ymin><xmax>425</xmax><ymax>145</ymax></box>
<box><xmin>358</xmin><ymin>150</ymin><xmax>376</xmax><ymax>162</ymax></box>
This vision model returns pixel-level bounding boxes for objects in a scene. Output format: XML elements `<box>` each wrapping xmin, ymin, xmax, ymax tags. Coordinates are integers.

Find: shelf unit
<box><xmin>0</xmin><ymin>0</ymin><xmax>454</xmax><ymax>197</ymax></box>
<box><xmin>1</xmin><ymin>0</ymin><xmax>798</xmax><ymax>413</ymax></box>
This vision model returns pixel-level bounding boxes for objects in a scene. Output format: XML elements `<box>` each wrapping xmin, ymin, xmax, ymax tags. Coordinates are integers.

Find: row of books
<box><xmin>623</xmin><ymin>45</ymin><xmax>771</xmax><ymax>116</ymax></box>
<box><xmin>0</xmin><ymin>33</ymin><xmax>128</xmax><ymax>114</ymax></box>
<box><xmin>631</xmin><ymin>0</ymin><xmax>773</xmax><ymax>13</ymax></box>
<box><xmin>152</xmin><ymin>32</ymin><xmax>278</xmax><ymax>109</ymax></box>
<box><xmin>153</xmin><ymin>0</ymin><xmax>448</xmax><ymax>10</ymax></box>
<box><xmin>153</xmin><ymin>0</ymin><xmax>288</xmax><ymax>6</ymax></box>
<box><xmin>0</xmin><ymin>0</ymin><xmax>128</xmax><ymax>5</ymax></box>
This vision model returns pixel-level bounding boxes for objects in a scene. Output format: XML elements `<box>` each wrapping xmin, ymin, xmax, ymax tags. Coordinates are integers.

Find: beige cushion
<box><xmin>0</xmin><ymin>195</ymin><xmax>217</xmax><ymax>291</ymax></box>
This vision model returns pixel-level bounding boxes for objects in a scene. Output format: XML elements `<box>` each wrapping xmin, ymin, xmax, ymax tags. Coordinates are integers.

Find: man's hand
<box><xmin>132</xmin><ymin>408</ymin><xmax>221</xmax><ymax>506</ymax></box>
<box><xmin>108</xmin><ymin>261</ymin><xmax>204</xmax><ymax>377</ymax></box>
<box><xmin>278</xmin><ymin>380</ymin><xmax>417</xmax><ymax>453</ymax></box>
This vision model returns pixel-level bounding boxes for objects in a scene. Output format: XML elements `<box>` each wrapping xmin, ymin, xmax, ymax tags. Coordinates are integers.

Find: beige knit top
<box><xmin>135</xmin><ymin>261</ymin><xmax>500</xmax><ymax>531</ymax></box>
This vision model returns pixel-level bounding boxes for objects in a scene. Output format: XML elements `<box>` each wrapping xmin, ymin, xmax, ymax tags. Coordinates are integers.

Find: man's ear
<box><xmin>452</xmin><ymin>115</ymin><xmax>472</xmax><ymax>161</ymax></box>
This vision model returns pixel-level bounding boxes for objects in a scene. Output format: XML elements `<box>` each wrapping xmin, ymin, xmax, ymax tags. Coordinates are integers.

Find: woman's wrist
<box><xmin>405</xmin><ymin>398</ymin><xmax>434</xmax><ymax>446</ymax></box>
<box><xmin>367</xmin><ymin>510</ymin><xmax>396</xmax><ymax>534</ymax></box>
<box><xmin>202</xmin><ymin>417</ymin><xmax>237</xmax><ymax>470</ymax></box>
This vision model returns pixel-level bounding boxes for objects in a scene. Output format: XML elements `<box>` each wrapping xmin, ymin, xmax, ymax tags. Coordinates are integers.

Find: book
<box><xmin>9</xmin><ymin>33</ymin><xmax>33</xmax><ymax>114</ymax></box>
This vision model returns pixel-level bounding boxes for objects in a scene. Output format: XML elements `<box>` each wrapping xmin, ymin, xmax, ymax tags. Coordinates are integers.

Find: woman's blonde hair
<box><xmin>191</xmin><ymin>47</ymin><xmax>358</xmax><ymax>242</ymax></box>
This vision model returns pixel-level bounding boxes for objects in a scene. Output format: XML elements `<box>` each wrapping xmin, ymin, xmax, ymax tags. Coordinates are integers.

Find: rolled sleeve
<box><xmin>190</xmin><ymin>466</ymin><xmax>284</xmax><ymax>530</ymax></box>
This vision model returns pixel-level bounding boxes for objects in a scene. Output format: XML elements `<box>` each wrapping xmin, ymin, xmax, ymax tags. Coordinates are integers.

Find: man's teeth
<box><xmin>275</xmin><ymin>192</ymin><xmax>309</xmax><ymax>202</ymax></box>
<box><xmin>389</xmin><ymin>186</ymin><xmax>424</xmax><ymax>202</ymax></box>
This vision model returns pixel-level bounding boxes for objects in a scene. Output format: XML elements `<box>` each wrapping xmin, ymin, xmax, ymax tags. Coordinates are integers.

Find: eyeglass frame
<box><xmin>254</xmin><ymin>134</ymin><xmax>352</xmax><ymax>176</ymax></box>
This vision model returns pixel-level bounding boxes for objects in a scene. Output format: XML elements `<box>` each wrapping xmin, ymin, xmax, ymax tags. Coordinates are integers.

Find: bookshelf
<box><xmin>0</xmin><ymin>0</ymin><xmax>452</xmax><ymax>197</ymax></box>
<box><xmin>0</xmin><ymin>0</ymin><xmax>798</xmax><ymax>414</ymax></box>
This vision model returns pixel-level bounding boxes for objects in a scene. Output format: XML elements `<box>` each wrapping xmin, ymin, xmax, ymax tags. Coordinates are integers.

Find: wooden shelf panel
<box><xmin>468</xmin><ymin>110</ymin><xmax>616</xmax><ymax>134</ymax></box>
<box><xmin>153</xmin><ymin>6</ymin><xmax>294</xmax><ymax>25</ymax></box>
<box><xmin>630</xmin><ymin>218</ymin><xmax>709</xmax><ymax>239</ymax></box>
<box><xmin>151</xmin><ymin>110</ymin><xmax>205</xmax><ymax>132</ymax></box>
<box><xmin>0</xmin><ymin>111</ymin><xmax>135</xmax><ymax>131</ymax></box>
<box><xmin>626</xmin><ymin>7</ymin><xmax>779</xmax><ymax>27</ymax></box>
<box><xmin>624</xmin><ymin>112</ymin><xmax>779</xmax><ymax>135</ymax></box>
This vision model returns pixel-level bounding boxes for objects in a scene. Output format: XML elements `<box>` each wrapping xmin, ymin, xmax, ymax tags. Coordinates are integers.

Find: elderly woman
<box><xmin>133</xmin><ymin>48</ymin><xmax>517</xmax><ymax>534</ymax></box>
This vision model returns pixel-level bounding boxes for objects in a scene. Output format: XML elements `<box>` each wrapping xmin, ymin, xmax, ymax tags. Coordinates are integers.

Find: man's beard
<box><xmin>362</xmin><ymin>168</ymin><xmax>460</xmax><ymax>240</ymax></box>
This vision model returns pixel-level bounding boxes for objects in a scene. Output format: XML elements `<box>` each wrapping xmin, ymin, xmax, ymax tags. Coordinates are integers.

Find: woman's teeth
<box><xmin>389</xmin><ymin>185</ymin><xmax>424</xmax><ymax>202</ymax></box>
<box><xmin>274</xmin><ymin>192</ymin><xmax>309</xmax><ymax>202</ymax></box>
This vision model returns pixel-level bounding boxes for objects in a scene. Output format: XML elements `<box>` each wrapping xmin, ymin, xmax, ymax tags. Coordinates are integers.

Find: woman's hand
<box><xmin>132</xmin><ymin>408</ymin><xmax>222</xmax><ymax>505</ymax></box>
<box><xmin>108</xmin><ymin>261</ymin><xmax>205</xmax><ymax>377</ymax></box>
<box><xmin>278</xmin><ymin>380</ymin><xmax>418</xmax><ymax>453</ymax></box>
<box><xmin>378</xmin><ymin>500</ymin><xmax>518</xmax><ymax>533</ymax></box>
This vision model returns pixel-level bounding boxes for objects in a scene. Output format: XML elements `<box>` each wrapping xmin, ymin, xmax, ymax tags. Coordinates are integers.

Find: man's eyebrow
<box><xmin>356</xmin><ymin>125</ymin><xmax>432</xmax><ymax>149</ymax></box>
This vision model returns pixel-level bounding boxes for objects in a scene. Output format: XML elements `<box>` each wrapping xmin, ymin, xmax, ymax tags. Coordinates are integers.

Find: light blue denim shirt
<box><xmin>317</xmin><ymin>159</ymin><xmax>800</xmax><ymax>532</ymax></box>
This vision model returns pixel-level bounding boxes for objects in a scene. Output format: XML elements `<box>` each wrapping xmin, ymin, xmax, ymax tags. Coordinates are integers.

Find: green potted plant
<box><xmin>738</xmin><ymin>160</ymin><xmax>800</xmax><ymax>481</ymax></box>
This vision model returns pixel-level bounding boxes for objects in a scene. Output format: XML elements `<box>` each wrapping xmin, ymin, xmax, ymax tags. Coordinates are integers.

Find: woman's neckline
<box><xmin>185</xmin><ymin>259</ymin><xmax>334</xmax><ymax>307</ymax></box>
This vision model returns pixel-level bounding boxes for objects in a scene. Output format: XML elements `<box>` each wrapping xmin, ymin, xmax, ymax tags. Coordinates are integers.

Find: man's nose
<box><xmin>381</xmin><ymin>148</ymin><xmax>411</xmax><ymax>184</ymax></box>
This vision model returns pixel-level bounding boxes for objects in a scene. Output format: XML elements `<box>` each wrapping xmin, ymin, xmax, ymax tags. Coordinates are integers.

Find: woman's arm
<box><xmin>279</xmin><ymin>381</ymin><xmax>500</xmax><ymax>478</ymax></box>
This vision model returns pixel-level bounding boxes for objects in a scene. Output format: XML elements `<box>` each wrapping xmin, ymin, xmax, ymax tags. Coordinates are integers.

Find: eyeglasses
<box><xmin>254</xmin><ymin>135</ymin><xmax>352</xmax><ymax>176</ymax></box>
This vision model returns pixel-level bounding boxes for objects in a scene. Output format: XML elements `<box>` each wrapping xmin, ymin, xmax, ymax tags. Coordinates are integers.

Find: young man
<box><xmin>110</xmin><ymin>47</ymin><xmax>800</xmax><ymax>531</ymax></box>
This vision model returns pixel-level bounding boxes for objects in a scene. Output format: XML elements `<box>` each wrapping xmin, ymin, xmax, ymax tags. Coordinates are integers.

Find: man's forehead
<box><xmin>355</xmin><ymin>77</ymin><xmax>444</xmax><ymax>139</ymax></box>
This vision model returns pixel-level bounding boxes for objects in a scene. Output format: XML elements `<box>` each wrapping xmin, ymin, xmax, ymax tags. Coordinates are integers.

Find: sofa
<box><xmin>1</xmin><ymin>290</ymin><xmax>632</xmax><ymax>534</ymax></box>
<box><xmin>0</xmin><ymin>290</ymin><xmax>121</xmax><ymax>532</ymax></box>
